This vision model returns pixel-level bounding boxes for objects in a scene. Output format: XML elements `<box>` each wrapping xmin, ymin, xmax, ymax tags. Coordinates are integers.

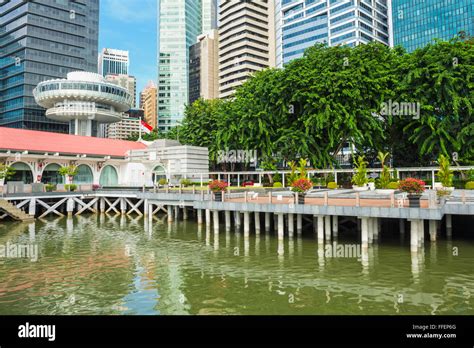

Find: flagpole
<box><xmin>138</xmin><ymin>118</ymin><xmax>142</xmax><ymax>141</ymax></box>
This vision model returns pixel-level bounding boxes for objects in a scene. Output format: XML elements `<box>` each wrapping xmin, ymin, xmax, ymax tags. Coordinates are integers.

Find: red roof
<box><xmin>0</xmin><ymin>127</ymin><xmax>147</xmax><ymax>157</ymax></box>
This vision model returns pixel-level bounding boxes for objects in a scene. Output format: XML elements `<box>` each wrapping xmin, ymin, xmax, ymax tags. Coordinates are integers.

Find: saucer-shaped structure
<box><xmin>34</xmin><ymin>72</ymin><xmax>133</xmax><ymax>136</ymax></box>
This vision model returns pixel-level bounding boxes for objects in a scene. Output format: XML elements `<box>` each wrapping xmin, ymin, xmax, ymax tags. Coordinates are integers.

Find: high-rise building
<box><xmin>189</xmin><ymin>30</ymin><xmax>219</xmax><ymax>104</ymax></box>
<box><xmin>218</xmin><ymin>0</ymin><xmax>276</xmax><ymax>99</ymax></box>
<box><xmin>140</xmin><ymin>81</ymin><xmax>158</xmax><ymax>130</ymax></box>
<box><xmin>276</xmin><ymin>0</ymin><xmax>390</xmax><ymax>67</ymax></box>
<box><xmin>106</xmin><ymin>74</ymin><xmax>137</xmax><ymax>108</ymax></box>
<box><xmin>202</xmin><ymin>0</ymin><xmax>218</xmax><ymax>34</ymax></box>
<box><xmin>157</xmin><ymin>0</ymin><xmax>203</xmax><ymax>132</ymax></box>
<box><xmin>98</xmin><ymin>48</ymin><xmax>129</xmax><ymax>77</ymax></box>
<box><xmin>0</xmin><ymin>0</ymin><xmax>99</xmax><ymax>133</ymax></box>
<box><xmin>391</xmin><ymin>0</ymin><xmax>474</xmax><ymax>52</ymax></box>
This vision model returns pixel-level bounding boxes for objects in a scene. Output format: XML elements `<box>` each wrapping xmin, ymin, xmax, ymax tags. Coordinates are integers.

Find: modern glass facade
<box><xmin>391</xmin><ymin>0</ymin><xmax>474</xmax><ymax>52</ymax></box>
<box><xmin>0</xmin><ymin>0</ymin><xmax>99</xmax><ymax>133</ymax></box>
<box><xmin>202</xmin><ymin>0</ymin><xmax>218</xmax><ymax>34</ymax></box>
<box><xmin>157</xmin><ymin>0</ymin><xmax>202</xmax><ymax>133</ymax></box>
<box><xmin>276</xmin><ymin>0</ymin><xmax>390</xmax><ymax>67</ymax></box>
<box><xmin>98</xmin><ymin>48</ymin><xmax>129</xmax><ymax>77</ymax></box>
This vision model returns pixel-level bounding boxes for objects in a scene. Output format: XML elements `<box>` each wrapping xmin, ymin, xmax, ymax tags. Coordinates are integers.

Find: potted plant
<box><xmin>209</xmin><ymin>180</ymin><xmax>228</xmax><ymax>201</ymax></box>
<box><xmin>45</xmin><ymin>183</ymin><xmax>56</xmax><ymax>192</ymax></box>
<box><xmin>59</xmin><ymin>165</ymin><xmax>78</xmax><ymax>185</ymax></box>
<box><xmin>398</xmin><ymin>178</ymin><xmax>426</xmax><ymax>207</ymax></box>
<box><xmin>436</xmin><ymin>189</ymin><xmax>450</xmax><ymax>205</ymax></box>
<box><xmin>0</xmin><ymin>163</ymin><xmax>15</xmax><ymax>186</ymax></box>
<box><xmin>291</xmin><ymin>178</ymin><xmax>313</xmax><ymax>204</ymax></box>
<box><xmin>352</xmin><ymin>156</ymin><xmax>369</xmax><ymax>191</ymax></box>
<box><xmin>376</xmin><ymin>151</ymin><xmax>394</xmax><ymax>193</ymax></box>
<box><xmin>436</xmin><ymin>154</ymin><xmax>454</xmax><ymax>192</ymax></box>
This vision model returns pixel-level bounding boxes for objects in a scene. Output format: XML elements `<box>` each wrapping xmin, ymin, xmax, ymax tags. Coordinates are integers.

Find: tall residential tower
<box><xmin>218</xmin><ymin>0</ymin><xmax>276</xmax><ymax>99</ymax></box>
<box><xmin>0</xmin><ymin>0</ymin><xmax>99</xmax><ymax>133</ymax></box>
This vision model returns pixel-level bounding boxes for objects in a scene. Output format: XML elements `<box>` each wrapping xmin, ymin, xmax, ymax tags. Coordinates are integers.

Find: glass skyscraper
<box><xmin>276</xmin><ymin>0</ymin><xmax>390</xmax><ymax>67</ymax></box>
<box><xmin>391</xmin><ymin>0</ymin><xmax>474</xmax><ymax>52</ymax></box>
<box><xmin>157</xmin><ymin>0</ymin><xmax>203</xmax><ymax>133</ymax></box>
<box><xmin>0</xmin><ymin>0</ymin><xmax>99</xmax><ymax>133</ymax></box>
<box><xmin>202</xmin><ymin>0</ymin><xmax>218</xmax><ymax>34</ymax></box>
<box><xmin>98</xmin><ymin>48</ymin><xmax>129</xmax><ymax>77</ymax></box>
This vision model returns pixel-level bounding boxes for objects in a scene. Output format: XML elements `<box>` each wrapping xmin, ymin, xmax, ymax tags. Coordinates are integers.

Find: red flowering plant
<box><xmin>290</xmin><ymin>178</ymin><xmax>313</xmax><ymax>193</ymax></box>
<box><xmin>208</xmin><ymin>180</ymin><xmax>228</xmax><ymax>192</ymax></box>
<box><xmin>398</xmin><ymin>178</ymin><xmax>426</xmax><ymax>195</ymax></box>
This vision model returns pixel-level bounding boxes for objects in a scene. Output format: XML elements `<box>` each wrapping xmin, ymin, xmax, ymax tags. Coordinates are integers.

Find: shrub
<box><xmin>272</xmin><ymin>173</ymin><xmax>281</xmax><ymax>183</ymax></box>
<box><xmin>291</xmin><ymin>178</ymin><xmax>313</xmax><ymax>193</ymax></box>
<box><xmin>352</xmin><ymin>156</ymin><xmax>369</xmax><ymax>186</ymax></box>
<box><xmin>158</xmin><ymin>178</ymin><xmax>167</xmax><ymax>186</ymax></box>
<box><xmin>327</xmin><ymin>182</ymin><xmax>338</xmax><ymax>189</ymax></box>
<box><xmin>209</xmin><ymin>180</ymin><xmax>228</xmax><ymax>192</ymax></box>
<box><xmin>65</xmin><ymin>184</ymin><xmax>77</xmax><ymax>192</ymax></box>
<box><xmin>387</xmin><ymin>182</ymin><xmax>399</xmax><ymax>190</ymax></box>
<box><xmin>273</xmin><ymin>182</ymin><xmax>283</xmax><ymax>188</ymax></box>
<box><xmin>45</xmin><ymin>184</ymin><xmax>56</xmax><ymax>192</ymax></box>
<box><xmin>398</xmin><ymin>178</ymin><xmax>425</xmax><ymax>195</ymax></box>
<box><xmin>180</xmin><ymin>178</ymin><xmax>192</xmax><ymax>187</ymax></box>
<box><xmin>437</xmin><ymin>154</ymin><xmax>453</xmax><ymax>188</ymax></box>
<box><xmin>466</xmin><ymin>181</ymin><xmax>474</xmax><ymax>190</ymax></box>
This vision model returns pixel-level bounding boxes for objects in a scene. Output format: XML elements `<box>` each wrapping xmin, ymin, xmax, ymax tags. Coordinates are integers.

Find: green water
<box><xmin>0</xmin><ymin>215</ymin><xmax>473</xmax><ymax>315</ymax></box>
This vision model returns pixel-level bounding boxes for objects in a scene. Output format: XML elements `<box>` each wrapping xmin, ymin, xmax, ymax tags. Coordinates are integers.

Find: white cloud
<box><xmin>102</xmin><ymin>0</ymin><xmax>156</xmax><ymax>23</ymax></box>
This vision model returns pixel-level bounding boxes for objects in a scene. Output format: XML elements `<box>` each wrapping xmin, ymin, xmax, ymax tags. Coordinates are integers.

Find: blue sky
<box><xmin>99</xmin><ymin>0</ymin><xmax>157</xmax><ymax>103</ymax></box>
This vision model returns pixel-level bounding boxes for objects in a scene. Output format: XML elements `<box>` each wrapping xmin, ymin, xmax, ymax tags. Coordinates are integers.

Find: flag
<box><xmin>140</xmin><ymin>120</ymin><xmax>153</xmax><ymax>134</ymax></box>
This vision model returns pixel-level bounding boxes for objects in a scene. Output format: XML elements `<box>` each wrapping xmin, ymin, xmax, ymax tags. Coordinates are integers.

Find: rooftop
<box><xmin>0</xmin><ymin>127</ymin><xmax>147</xmax><ymax>158</ymax></box>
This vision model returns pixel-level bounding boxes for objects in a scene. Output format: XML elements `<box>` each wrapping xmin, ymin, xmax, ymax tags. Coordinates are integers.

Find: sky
<box><xmin>99</xmin><ymin>0</ymin><xmax>158</xmax><ymax>105</ymax></box>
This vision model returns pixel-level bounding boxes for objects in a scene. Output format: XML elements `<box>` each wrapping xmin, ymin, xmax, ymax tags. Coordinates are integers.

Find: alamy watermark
<box><xmin>217</xmin><ymin>149</ymin><xmax>257</xmax><ymax>165</ymax></box>
<box><xmin>324</xmin><ymin>242</ymin><xmax>361</xmax><ymax>258</ymax></box>
<box><xmin>0</xmin><ymin>242</ymin><xmax>38</xmax><ymax>262</ymax></box>
<box><xmin>380</xmin><ymin>99</ymin><xmax>420</xmax><ymax>120</ymax></box>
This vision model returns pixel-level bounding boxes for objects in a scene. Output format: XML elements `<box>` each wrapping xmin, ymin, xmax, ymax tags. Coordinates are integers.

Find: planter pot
<box><xmin>297</xmin><ymin>193</ymin><xmax>306</xmax><ymax>205</ymax></box>
<box><xmin>213</xmin><ymin>191</ymin><xmax>223</xmax><ymax>201</ymax></box>
<box><xmin>408</xmin><ymin>195</ymin><xmax>421</xmax><ymax>208</ymax></box>
<box><xmin>438</xmin><ymin>197</ymin><xmax>447</xmax><ymax>205</ymax></box>
<box><xmin>352</xmin><ymin>185</ymin><xmax>369</xmax><ymax>192</ymax></box>
<box><xmin>368</xmin><ymin>182</ymin><xmax>376</xmax><ymax>191</ymax></box>
<box><xmin>377</xmin><ymin>189</ymin><xmax>395</xmax><ymax>194</ymax></box>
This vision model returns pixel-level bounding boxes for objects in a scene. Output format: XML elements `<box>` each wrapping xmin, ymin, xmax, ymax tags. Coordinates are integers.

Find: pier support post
<box><xmin>255</xmin><ymin>212</ymin><xmax>261</xmax><ymax>235</ymax></box>
<box><xmin>28</xmin><ymin>198</ymin><xmax>36</xmax><ymax>216</ymax></box>
<box><xmin>446</xmin><ymin>214</ymin><xmax>452</xmax><ymax>238</ymax></box>
<box><xmin>317</xmin><ymin>216</ymin><xmax>324</xmax><ymax>243</ymax></box>
<box><xmin>67</xmin><ymin>198</ymin><xmax>74</xmax><ymax>217</ymax></box>
<box><xmin>225</xmin><ymin>211</ymin><xmax>231</xmax><ymax>231</ymax></box>
<box><xmin>235</xmin><ymin>211</ymin><xmax>241</xmax><ymax>229</ymax></box>
<box><xmin>100</xmin><ymin>198</ymin><xmax>105</xmax><ymax>214</ymax></box>
<box><xmin>168</xmin><ymin>205</ymin><xmax>174</xmax><ymax>222</ymax></box>
<box><xmin>143</xmin><ymin>199</ymin><xmax>149</xmax><ymax>217</ymax></box>
<box><xmin>183</xmin><ymin>207</ymin><xmax>188</xmax><ymax>220</ymax></box>
<box><xmin>213</xmin><ymin>211</ymin><xmax>219</xmax><ymax>234</ymax></box>
<box><xmin>288</xmin><ymin>213</ymin><xmax>294</xmax><ymax>238</ymax></box>
<box><xmin>418</xmin><ymin>220</ymin><xmax>424</xmax><ymax>244</ymax></box>
<box><xmin>361</xmin><ymin>217</ymin><xmax>369</xmax><ymax>248</ymax></box>
<box><xmin>277</xmin><ymin>214</ymin><xmax>284</xmax><ymax>240</ymax></box>
<box><xmin>244</xmin><ymin>212</ymin><xmax>250</xmax><ymax>237</ymax></box>
<box><xmin>373</xmin><ymin>218</ymin><xmax>379</xmax><ymax>241</ymax></box>
<box><xmin>332</xmin><ymin>215</ymin><xmax>338</xmax><ymax>238</ymax></box>
<box><xmin>120</xmin><ymin>198</ymin><xmax>126</xmax><ymax>215</ymax></box>
<box><xmin>174</xmin><ymin>206</ymin><xmax>179</xmax><ymax>220</ymax></box>
<box><xmin>429</xmin><ymin>220</ymin><xmax>437</xmax><ymax>242</ymax></box>
<box><xmin>205</xmin><ymin>209</ymin><xmax>211</xmax><ymax>226</ymax></box>
<box><xmin>325</xmin><ymin>215</ymin><xmax>331</xmax><ymax>241</ymax></box>
<box><xmin>148</xmin><ymin>204</ymin><xmax>153</xmax><ymax>224</ymax></box>
<box><xmin>197</xmin><ymin>209</ymin><xmax>203</xmax><ymax>224</ymax></box>
<box><xmin>368</xmin><ymin>218</ymin><xmax>374</xmax><ymax>244</ymax></box>
<box><xmin>410</xmin><ymin>219</ymin><xmax>419</xmax><ymax>252</ymax></box>
<box><xmin>297</xmin><ymin>214</ymin><xmax>302</xmax><ymax>234</ymax></box>
<box><xmin>264</xmin><ymin>213</ymin><xmax>271</xmax><ymax>232</ymax></box>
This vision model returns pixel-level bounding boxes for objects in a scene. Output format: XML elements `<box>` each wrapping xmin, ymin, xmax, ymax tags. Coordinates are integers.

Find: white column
<box><xmin>429</xmin><ymin>220</ymin><xmax>437</xmax><ymax>242</ymax></box>
<box><xmin>100</xmin><ymin>198</ymin><xmax>105</xmax><ymax>214</ymax></box>
<box><xmin>235</xmin><ymin>211</ymin><xmax>241</xmax><ymax>229</ymax></box>
<box><xmin>244</xmin><ymin>212</ymin><xmax>250</xmax><ymax>237</ymax></box>
<box><xmin>297</xmin><ymin>214</ymin><xmax>303</xmax><ymax>234</ymax></box>
<box><xmin>148</xmin><ymin>204</ymin><xmax>153</xmax><ymax>224</ymax></box>
<box><xmin>317</xmin><ymin>216</ymin><xmax>324</xmax><ymax>243</ymax></box>
<box><xmin>410</xmin><ymin>219</ymin><xmax>419</xmax><ymax>252</ymax></box>
<box><xmin>225</xmin><ymin>211</ymin><xmax>231</xmax><ymax>231</ymax></box>
<box><xmin>143</xmin><ymin>199</ymin><xmax>149</xmax><ymax>216</ymax></box>
<box><xmin>120</xmin><ymin>198</ymin><xmax>126</xmax><ymax>215</ymax></box>
<box><xmin>197</xmin><ymin>209</ymin><xmax>203</xmax><ymax>224</ymax></box>
<box><xmin>418</xmin><ymin>220</ymin><xmax>424</xmax><ymax>244</ymax></box>
<box><xmin>254</xmin><ymin>212</ymin><xmax>261</xmax><ymax>234</ymax></box>
<box><xmin>288</xmin><ymin>213</ymin><xmax>294</xmax><ymax>238</ymax></box>
<box><xmin>373</xmin><ymin>217</ymin><xmax>379</xmax><ymax>241</ymax></box>
<box><xmin>213</xmin><ymin>210</ymin><xmax>219</xmax><ymax>234</ymax></box>
<box><xmin>368</xmin><ymin>217</ymin><xmax>374</xmax><ymax>244</ymax></box>
<box><xmin>325</xmin><ymin>215</ymin><xmax>331</xmax><ymax>241</ymax></box>
<box><xmin>361</xmin><ymin>218</ymin><xmax>369</xmax><ymax>248</ymax></box>
<box><xmin>205</xmin><ymin>209</ymin><xmax>211</xmax><ymax>226</ymax></box>
<box><xmin>277</xmin><ymin>214</ymin><xmax>284</xmax><ymax>240</ymax></box>
<box><xmin>28</xmin><ymin>198</ymin><xmax>36</xmax><ymax>216</ymax></box>
<box><xmin>67</xmin><ymin>198</ymin><xmax>74</xmax><ymax>217</ymax></box>
<box><xmin>265</xmin><ymin>212</ymin><xmax>271</xmax><ymax>232</ymax></box>
<box><xmin>183</xmin><ymin>207</ymin><xmax>188</xmax><ymax>220</ymax></box>
<box><xmin>168</xmin><ymin>205</ymin><xmax>174</xmax><ymax>222</ymax></box>
<box><xmin>332</xmin><ymin>215</ymin><xmax>338</xmax><ymax>237</ymax></box>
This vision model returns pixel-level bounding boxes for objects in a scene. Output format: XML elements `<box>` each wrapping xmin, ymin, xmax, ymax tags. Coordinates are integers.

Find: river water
<box><xmin>0</xmin><ymin>215</ymin><xmax>473</xmax><ymax>315</ymax></box>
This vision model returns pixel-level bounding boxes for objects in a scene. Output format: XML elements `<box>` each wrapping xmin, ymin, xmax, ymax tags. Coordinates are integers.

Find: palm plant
<box><xmin>352</xmin><ymin>156</ymin><xmax>369</xmax><ymax>187</ymax></box>
<box><xmin>377</xmin><ymin>151</ymin><xmax>391</xmax><ymax>189</ymax></box>
<box><xmin>436</xmin><ymin>154</ymin><xmax>453</xmax><ymax>188</ymax></box>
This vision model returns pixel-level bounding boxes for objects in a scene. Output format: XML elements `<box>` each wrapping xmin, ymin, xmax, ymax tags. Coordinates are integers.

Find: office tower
<box><xmin>276</xmin><ymin>0</ymin><xmax>390</xmax><ymax>67</ymax></box>
<box><xmin>98</xmin><ymin>48</ymin><xmax>129</xmax><ymax>77</ymax></box>
<box><xmin>140</xmin><ymin>81</ymin><xmax>158</xmax><ymax>130</ymax></box>
<box><xmin>391</xmin><ymin>0</ymin><xmax>474</xmax><ymax>52</ymax></box>
<box><xmin>157</xmin><ymin>0</ymin><xmax>202</xmax><ymax>132</ymax></box>
<box><xmin>106</xmin><ymin>74</ymin><xmax>137</xmax><ymax>108</ymax></box>
<box><xmin>218</xmin><ymin>0</ymin><xmax>276</xmax><ymax>99</ymax></box>
<box><xmin>189</xmin><ymin>30</ymin><xmax>219</xmax><ymax>104</ymax></box>
<box><xmin>202</xmin><ymin>0</ymin><xmax>218</xmax><ymax>34</ymax></box>
<box><xmin>0</xmin><ymin>0</ymin><xmax>99</xmax><ymax>132</ymax></box>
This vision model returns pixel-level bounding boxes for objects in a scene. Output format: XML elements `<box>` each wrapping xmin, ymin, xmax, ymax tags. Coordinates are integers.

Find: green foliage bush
<box><xmin>45</xmin><ymin>184</ymin><xmax>56</xmax><ymax>192</ymax></box>
<box><xmin>158</xmin><ymin>178</ymin><xmax>167</xmax><ymax>186</ymax></box>
<box><xmin>387</xmin><ymin>182</ymin><xmax>399</xmax><ymax>190</ymax></box>
<box><xmin>180</xmin><ymin>178</ymin><xmax>192</xmax><ymax>187</ymax></box>
<box><xmin>465</xmin><ymin>181</ymin><xmax>474</xmax><ymax>190</ymax></box>
<box><xmin>327</xmin><ymin>182</ymin><xmax>338</xmax><ymax>189</ymax></box>
<box><xmin>65</xmin><ymin>184</ymin><xmax>77</xmax><ymax>192</ymax></box>
<box><xmin>273</xmin><ymin>182</ymin><xmax>283</xmax><ymax>188</ymax></box>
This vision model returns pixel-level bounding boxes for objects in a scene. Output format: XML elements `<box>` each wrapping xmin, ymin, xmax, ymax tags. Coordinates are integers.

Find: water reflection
<box><xmin>0</xmin><ymin>215</ymin><xmax>473</xmax><ymax>315</ymax></box>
